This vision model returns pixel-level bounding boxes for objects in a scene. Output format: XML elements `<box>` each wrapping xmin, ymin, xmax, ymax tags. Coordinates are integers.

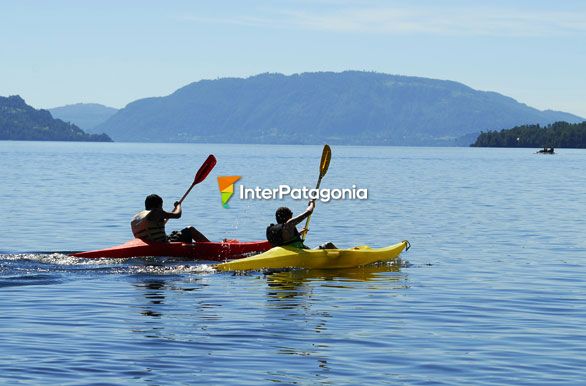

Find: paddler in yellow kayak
<box><xmin>131</xmin><ymin>194</ymin><xmax>209</xmax><ymax>243</ymax></box>
<box><xmin>266</xmin><ymin>200</ymin><xmax>336</xmax><ymax>249</ymax></box>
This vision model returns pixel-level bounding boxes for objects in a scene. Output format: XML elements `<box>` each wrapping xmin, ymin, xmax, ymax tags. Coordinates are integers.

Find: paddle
<box><xmin>301</xmin><ymin>144</ymin><xmax>331</xmax><ymax>241</ymax></box>
<box><xmin>164</xmin><ymin>154</ymin><xmax>216</xmax><ymax>225</ymax></box>
<box><xmin>177</xmin><ymin>154</ymin><xmax>217</xmax><ymax>205</ymax></box>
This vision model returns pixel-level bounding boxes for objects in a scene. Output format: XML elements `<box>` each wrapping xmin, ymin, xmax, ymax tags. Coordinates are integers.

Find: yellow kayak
<box><xmin>215</xmin><ymin>240</ymin><xmax>409</xmax><ymax>271</ymax></box>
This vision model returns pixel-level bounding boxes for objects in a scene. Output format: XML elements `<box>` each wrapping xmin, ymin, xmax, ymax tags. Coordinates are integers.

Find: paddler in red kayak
<box><xmin>131</xmin><ymin>194</ymin><xmax>209</xmax><ymax>243</ymax></box>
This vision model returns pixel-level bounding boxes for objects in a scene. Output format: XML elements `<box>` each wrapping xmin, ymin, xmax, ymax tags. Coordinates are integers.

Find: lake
<box><xmin>1</xmin><ymin>141</ymin><xmax>585</xmax><ymax>385</ymax></box>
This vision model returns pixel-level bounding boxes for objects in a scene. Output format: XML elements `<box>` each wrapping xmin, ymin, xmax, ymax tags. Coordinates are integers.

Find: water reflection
<box><xmin>136</xmin><ymin>280</ymin><xmax>166</xmax><ymax>318</ymax></box>
<box><xmin>263</xmin><ymin>262</ymin><xmax>405</xmax><ymax>378</ymax></box>
<box><xmin>130</xmin><ymin>274</ymin><xmax>219</xmax><ymax>342</ymax></box>
<box><xmin>265</xmin><ymin>262</ymin><xmax>403</xmax><ymax>303</ymax></box>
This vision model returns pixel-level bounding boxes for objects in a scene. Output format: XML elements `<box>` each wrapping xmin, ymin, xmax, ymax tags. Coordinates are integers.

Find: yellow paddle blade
<box><xmin>303</xmin><ymin>144</ymin><xmax>332</xmax><ymax>241</ymax></box>
<box><xmin>319</xmin><ymin>144</ymin><xmax>331</xmax><ymax>178</ymax></box>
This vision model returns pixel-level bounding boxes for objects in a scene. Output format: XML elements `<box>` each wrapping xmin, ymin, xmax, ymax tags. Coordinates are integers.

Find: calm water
<box><xmin>1</xmin><ymin>141</ymin><xmax>585</xmax><ymax>385</ymax></box>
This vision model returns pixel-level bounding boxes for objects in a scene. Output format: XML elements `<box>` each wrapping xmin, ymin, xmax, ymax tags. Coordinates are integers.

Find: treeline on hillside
<box><xmin>0</xmin><ymin>95</ymin><xmax>112</xmax><ymax>142</ymax></box>
<box><xmin>471</xmin><ymin>121</ymin><xmax>586</xmax><ymax>148</ymax></box>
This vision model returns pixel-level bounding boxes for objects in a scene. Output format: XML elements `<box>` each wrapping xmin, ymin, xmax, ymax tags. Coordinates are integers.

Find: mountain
<box><xmin>96</xmin><ymin>71</ymin><xmax>583</xmax><ymax>146</ymax></box>
<box><xmin>49</xmin><ymin>103</ymin><xmax>118</xmax><ymax>132</ymax></box>
<box><xmin>0</xmin><ymin>95</ymin><xmax>112</xmax><ymax>142</ymax></box>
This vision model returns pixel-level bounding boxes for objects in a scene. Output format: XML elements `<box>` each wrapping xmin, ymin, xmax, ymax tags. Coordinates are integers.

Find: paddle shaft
<box><xmin>165</xmin><ymin>183</ymin><xmax>195</xmax><ymax>224</ymax></box>
<box><xmin>165</xmin><ymin>181</ymin><xmax>198</xmax><ymax>225</ymax></box>
<box><xmin>301</xmin><ymin>176</ymin><xmax>324</xmax><ymax>240</ymax></box>
<box><xmin>301</xmin><ymin>145</ymin><xmax>331</xmax><ymax>241</ymax></box>
<box><xmin>166</xmin><ymin>154</ymin><xmax>217</xmax><ymax>223</ymax></box>
<box><xmin>178</xmin><ymin>154</ymin><xmax>217</xmax><ymax>205</ymax></box>
<box><xmin>177</xmin><ymin>183</ymin><xmax>195</xmax><ymax>205</ymax></box>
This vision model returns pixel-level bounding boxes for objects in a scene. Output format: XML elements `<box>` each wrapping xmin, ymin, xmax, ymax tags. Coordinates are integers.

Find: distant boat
<box><xmin>536</xmin><ymin>147</ymin><xmax>555</xmax><ymax>154</ymax></box>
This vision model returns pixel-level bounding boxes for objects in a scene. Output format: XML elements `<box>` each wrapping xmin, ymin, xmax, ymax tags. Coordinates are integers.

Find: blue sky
<box><xmin>1</xmin><ymin>0</ymin><xmax>585</xmax><ymax>117</ymax></box>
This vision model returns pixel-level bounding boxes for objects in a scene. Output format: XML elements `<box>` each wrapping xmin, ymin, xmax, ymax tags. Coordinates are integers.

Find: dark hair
<box><xmin>275</xmin><ymin>207</ymin><xmax>293</xmax><ymax>224</ymax></box>
<box><xmin>145</xmin><ymin>194</ymin><xmax>163</xmax><ymax>210</ymax></box>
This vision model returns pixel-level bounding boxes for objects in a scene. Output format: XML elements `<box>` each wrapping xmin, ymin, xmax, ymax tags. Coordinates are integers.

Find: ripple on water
<box><xmin>2</xmin><ymin>144</ymin><xmax>586</xmax><ymax>384</ymax></box>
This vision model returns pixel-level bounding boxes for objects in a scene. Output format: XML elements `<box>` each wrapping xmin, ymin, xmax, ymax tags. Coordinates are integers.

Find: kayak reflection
<box><xmin>265</xmin><ymin>262</ymin><xmax>403</xmax><ymax>305</ymax></box>
<box><xmin>262</xmin><ymin>262</ymin><xmax>405</xmax><ymax>371</ymax></box>
<box><xmin>268</xmin><ymin>263</ymin><xmax>401</xmax><ymax>284</ymax></box>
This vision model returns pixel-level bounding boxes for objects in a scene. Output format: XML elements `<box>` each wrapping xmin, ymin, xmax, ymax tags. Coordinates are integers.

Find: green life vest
<box><xmin>266</xmin><ymin>223</ymin><xmax>303</xmax><ymax>247</ymax></box>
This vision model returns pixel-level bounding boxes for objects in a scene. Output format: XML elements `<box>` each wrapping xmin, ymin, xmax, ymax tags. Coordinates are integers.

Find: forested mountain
<box><xmin>96</xmin><ymin>71</ymin><xmax>583</xmax><ymax>145</ymax></box>
<box><xmin>471</xmin><ymin>121</ymin><xmax>586</xmax><ymax>148</ymax></box>
<box><xmin>49</xmin><ymin>103</ymin><xmax>118</xmax><ymax>132</ymax></box>
<box><xmin>0</xmin><ymin>96</ymin><xmax>112</xmax><ymax>142</ymax></box>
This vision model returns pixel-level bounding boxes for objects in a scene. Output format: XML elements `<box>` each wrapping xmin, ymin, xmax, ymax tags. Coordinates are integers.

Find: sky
<box><xmin>1</xmin><ymin>0</ymin><xmax>585</xmax><ymax>117</ymax></box>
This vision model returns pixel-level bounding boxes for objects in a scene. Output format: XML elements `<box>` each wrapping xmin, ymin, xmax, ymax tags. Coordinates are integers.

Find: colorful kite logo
<box><xmin>217</xmin><ymin>176</ymin><xmax>241</xmax><ymax>208</ymax></box>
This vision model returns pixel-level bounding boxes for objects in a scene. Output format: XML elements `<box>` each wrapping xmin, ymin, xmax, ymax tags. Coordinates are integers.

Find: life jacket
<box><xmin>131</xmin><ymin>210</ymin><xmax>167</xmax><ymax>242</ymax></box>
<box><xmin>266</xmin><ymin>223</ymin><xmax>302</xmax><ymax>247</ymax></box>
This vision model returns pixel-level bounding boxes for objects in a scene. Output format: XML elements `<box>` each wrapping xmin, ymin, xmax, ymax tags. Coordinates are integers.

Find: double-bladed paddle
<box><xmin>164</xmin><ymin>154</ymin><xmax>216</xmax><ymax>225</ymax></box>
<box><xmin>177</xmin><ymin>154</ymin><xmax>217</xmax><ymax>205</ymax></box>
<box><xmin>301</xmin><ymin>144</ymin><xmax>331</xmax><ymax>241</ymax></box>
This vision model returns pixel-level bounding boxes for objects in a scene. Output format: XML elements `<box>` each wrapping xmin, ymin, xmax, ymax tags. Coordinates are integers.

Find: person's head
<box><xmin>275</xmin><ymin>207</ymin><xmax>293</xmax><ymax>224</ymax></box>
<box><xmin>145</xmin><ymin>194</ymin><xmax>163</xmax><ymax>210</ymax></box>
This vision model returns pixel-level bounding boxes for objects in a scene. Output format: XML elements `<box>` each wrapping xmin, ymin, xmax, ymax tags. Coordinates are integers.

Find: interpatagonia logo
<box><xmin>239</xmin><ymin>184</ymin><xmax>368</xmax><ymax>202</ymax></box>
<box><xmin>217</xmin><ymin>176</ymin><xmax>241</xmax><ymax>208</ymax></box>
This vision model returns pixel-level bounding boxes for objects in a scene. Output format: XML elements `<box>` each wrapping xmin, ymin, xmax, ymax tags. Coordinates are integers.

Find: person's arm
<box><xmin>148</xmin><ymin>202</ymin><xmax>182</xmax><ymax>222</ymax></box>
<box><xmin>286</xmin><ymin>201</ymin><xmax>315</xmax><ymax>226</ymax></box>
<box><xmin>164</xmin><ymin>201</ymin><xmax>182</xmax><ymax>220</ymax></box>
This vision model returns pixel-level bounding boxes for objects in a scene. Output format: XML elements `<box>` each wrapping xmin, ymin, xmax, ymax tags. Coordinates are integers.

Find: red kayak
<box><xmin>71</xmin><ymin>238</ymin><xmax>271</xmax><ymax>260</ymax></box>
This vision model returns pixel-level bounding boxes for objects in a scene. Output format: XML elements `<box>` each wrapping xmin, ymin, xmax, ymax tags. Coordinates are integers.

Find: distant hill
<box><xmin>96</xmin><ymin>71</ymin><xmax>583</xmax><ymax>146</ymax></box>
<box><xmin>471</xmin><ymin>121</ymin><xmax>586</xmax><ymax>148</ymax></box>
<box><xmin>49</xmin><ymin>103</ymin><xmax>118</xmax><ymax>132</ymax></box>
<box><xmin>0</xmin><ymin>96</ymin><xmax>112</xmax><ymax>142</ymax></box>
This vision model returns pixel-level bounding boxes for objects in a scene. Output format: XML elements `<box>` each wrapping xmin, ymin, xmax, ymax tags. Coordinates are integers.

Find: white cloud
<box><xmin>181</xmin><ymin>4</ymin><xmax>586</xmax><ymax>37</ymax></box>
